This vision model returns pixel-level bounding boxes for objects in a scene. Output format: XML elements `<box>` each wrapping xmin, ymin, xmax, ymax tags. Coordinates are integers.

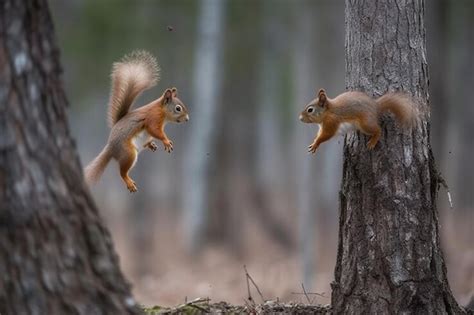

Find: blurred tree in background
<box><xmin>184</xmin><ymin>0</ymin><xmax>225</xmax><ymax>254</ymax></box>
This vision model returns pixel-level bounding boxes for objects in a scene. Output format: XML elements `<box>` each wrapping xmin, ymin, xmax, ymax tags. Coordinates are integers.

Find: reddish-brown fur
<box><xmin>299</xmin><ymin>89</ymin><xmax>416</xmax><ymax>153</ymax></box>
<box><xmin>84</xmin><ymin>51</ymin><xmax>189</xmax><ymax>192</ymax></box>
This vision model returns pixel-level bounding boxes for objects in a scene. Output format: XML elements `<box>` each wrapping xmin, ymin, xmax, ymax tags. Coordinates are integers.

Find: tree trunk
<box><xmin>0</xmin><ymin>1</ymin><xmax>140</xmax><ymax>314</ymax></box>
<box><xmin>331</xmin><ymin>1</ymin><xmax>466</xmax><ymax>314</ymax></box>
<box><xmin>249</xmin><ymin>0</ymin><xmax>294</xmax><ymax>252</ymax></box>
<box><xmin>183</xmin><ymin>0</ymin><xmax>225</xmax><ymax>254</ymax></box>
<box><xmin>449</xmin><ymin>1</ymin><xmax>474</xmax><ymax>210</ymax></box>
<box><xmin>293</xmin><ymin>0</ymin><xmax>346</xmax><ymax>290</ymax></box>
<box><xmin>292</xmin><ymin>0</ymin><xmax>317</xmax><ymax>290</ymax></box>
<box><xmin>426</xmin><ymin>0</ymin><xmax>449</xmax><ymax>160</ymax></box>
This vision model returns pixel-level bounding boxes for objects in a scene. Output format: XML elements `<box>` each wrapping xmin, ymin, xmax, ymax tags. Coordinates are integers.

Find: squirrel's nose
<box><xmin>299</xmin><ymin>114</ymin><xmax>303</xmax><ymax>121</ymax></box>
<box><xmin>185</xmin><ymin>114</ymin><xmax>189</xmax><ymax>122</ymax></box>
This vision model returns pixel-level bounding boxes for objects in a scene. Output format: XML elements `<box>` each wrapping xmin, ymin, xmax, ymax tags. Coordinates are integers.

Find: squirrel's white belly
<box><xmin>132</xmin><ymin>130</ymin><xmax>151</xmax><ymax>152</ymax></box>
<box><xmin>337</xmin><ymin>122</ymin><xmax>356</xmax><ymax>135</ymax></box>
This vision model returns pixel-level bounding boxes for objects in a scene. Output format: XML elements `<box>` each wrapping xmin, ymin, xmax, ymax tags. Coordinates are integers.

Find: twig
<box><xmin>301</xmin><ymin>283</ymin><xmax>313</xmax><ymax>304</ymax></box>
<box><xmin>243</xmin><ymin>298</ymin><xmax>257</xmax><ymax>314</ymax></box>
<box><xmin>187</xmin><ymin>297</ymin><xmax>210</xmax><ymax>313</ymax></box>
<box><xmin>291</xmin><ymin>292</ymin><xmax>327</xmax><ymax>297</ymax></box>
<box><xmin>244</xmin><ymin>265</ymin><xmax>254</xmax><ymax>304</ymax></box>
<box><xmin>187</xmin><ymin>303</ymin><xmax>209</xmax><ymax>313</ymax></box>
<box><xmin>172</xmin><ymin>297</ymin><xmax>210</xmax><ymax>313</ymax></box>
<box><xmin>244</xmin><ymin>265</ymin><xmax>265</xmax><ymax>303</ymax></box>
<box><xmin>437</xmin><ymin>172</ymin><xmax>454</xmax><ymax>209</ymax></box>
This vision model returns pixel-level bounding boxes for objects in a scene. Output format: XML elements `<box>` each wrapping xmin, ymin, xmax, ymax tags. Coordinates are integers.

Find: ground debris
<box><xmin>143</xmin><ymin>298</ymin><xmax>331</xmax><ymax>314</ymax></box>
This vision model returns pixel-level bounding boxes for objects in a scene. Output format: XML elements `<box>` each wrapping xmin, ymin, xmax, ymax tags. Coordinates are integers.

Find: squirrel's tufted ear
<box><xmin>317</xmin><ymin>89</ymin><xmax>327</xmax><ymax>107</ymax></box>
<box><xmin>162</xmin><ymin>88</ymin><xmax>172</xmax><ymax>105</ymax></box>
<box><xmin>171</xmin><ymin>87</ymin><xmax>178</xmax><ymax>97</ymax></box>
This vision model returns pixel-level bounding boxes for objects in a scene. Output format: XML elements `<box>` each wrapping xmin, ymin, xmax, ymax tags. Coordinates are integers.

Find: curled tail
<box><xmin>84</xmin><ymin>147</ymin><xmax>112</xmax><ymax>185</ymax></box>
<box><xmin>108</xmin><ymin>50</ymin><xmax>160</xmax><ymax>127</ymax></box>
<box><xmin>376</xmin><ymin>92</ymin><xmax>418</xmax><ymax>127</ymax></box>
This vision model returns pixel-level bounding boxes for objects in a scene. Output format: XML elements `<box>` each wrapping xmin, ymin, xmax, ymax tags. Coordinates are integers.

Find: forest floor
<box><xmin>110</xmin><ymin>212</ymin><xmax>473</xmax><ymax>307</ymax></box>
<box><xmin>131</xmin><ymin>210</ymin><xmax>474</xmax><ymax>314</ymax></box>
<box><xmin>142</xmin><ymin>297</ymin><xmax>331</xmax><ymax>314</ymax></box>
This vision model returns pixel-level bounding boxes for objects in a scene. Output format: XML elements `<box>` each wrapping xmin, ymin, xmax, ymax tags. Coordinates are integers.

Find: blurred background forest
<box><xmin>49</xmin><ymin>0</ymin><xmax>473</xmax><ymax>306</ymax></box>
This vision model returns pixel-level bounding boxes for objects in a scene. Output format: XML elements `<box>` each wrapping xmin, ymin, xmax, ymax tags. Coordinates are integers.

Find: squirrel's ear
<box><xmin>171</xmin><ymin>87</ymin><xmax>178</xmax><ymax>97</ymax></box>
<box><xmin>162</xmin><ymin>89</ymin><xmax>172</xmax><ymax>105</ymax></box>
<box><xmin>318</xmin><ymin>89</ymin><xmax>327</xmax><ymax>107</ymax></box>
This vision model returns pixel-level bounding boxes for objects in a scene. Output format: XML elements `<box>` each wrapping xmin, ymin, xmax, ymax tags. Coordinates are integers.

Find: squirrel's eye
<box><xmin>307</xmin><ymin>107</ymin><xmax>314</xmax><ymax>113</ymax></box>
<box><xmin>175</xmin><ymin>105</ymin><xmax>182</xmax><ymax>112</ymax></box>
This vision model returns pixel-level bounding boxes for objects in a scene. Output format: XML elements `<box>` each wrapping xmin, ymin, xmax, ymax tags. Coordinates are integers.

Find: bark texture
<box><xmin>331</xmin><ymin>1</ymin><xmax>466</xmax><ymax>314</ymax></box>
<box><xmin>0</xmin><ymin>1</ymin><xmax>140</xmax><ymax>314</ymax></box>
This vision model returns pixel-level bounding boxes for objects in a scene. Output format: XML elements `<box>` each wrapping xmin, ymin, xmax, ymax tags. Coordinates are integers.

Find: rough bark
<box><xmin>0</xmin><ymin>1</ymin><xmax>140</xmax><ymax>314</ymax></box>
<box><xmin>331</xmin><ymin>1</ymin><xmax>466</xmax><ymax>314</ymax></box>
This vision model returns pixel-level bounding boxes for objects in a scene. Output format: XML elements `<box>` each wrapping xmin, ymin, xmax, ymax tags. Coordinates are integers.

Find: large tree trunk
<box><xmin>0</xmin><ymin>1</ymin><xmax>140</xmax><ymax>314</ymax></box>
<box><xmin>331</xmin><ymin>1</ymin><xmax>465</xmax><ymax>314</ymax></box>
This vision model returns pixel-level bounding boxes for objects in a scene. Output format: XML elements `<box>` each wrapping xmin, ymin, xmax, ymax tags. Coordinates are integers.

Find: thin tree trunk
<box><xmin>292</xmin><ymin>0</ymin><xmax>317</xmax><ymax>290</ymax></box>
<box><xmin>331</xmin><ymin>0</ymin><xmax>466</xmax><ymax>313</ymax></box>
<box><xmin>183</xmin><ymin>0</ymin><xmax>225</xmax><ymax>253</ymax></box>
<box><xmin>427</xmin><ymin>0</ymin><xmax>449</xmax><ymax>159</ymax></box>
<box><xmin>255</xmin><ymin>1</ymin><xmax>283</xmax><ymax>206</ymax></box>
<box><xmin>449</xmin><ymin>1</ymin><xmax>474</xmax><ymax>210</ymax></box>
<box><xmin>250</xmin><ymin>0</ymin><xmax>294</xmax><ymax>251</ymax></box>
<box><xmin>0</xmin><ymin>0</ymin><xmax>140</xmax><ymax>314</ymax></box>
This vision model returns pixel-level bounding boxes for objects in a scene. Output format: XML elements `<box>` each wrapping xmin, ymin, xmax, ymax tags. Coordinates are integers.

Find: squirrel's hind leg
<box><xmin>358</xmin><ymin>119</ymin><xmax>381</xmax><ymax>150</ymax></box>
<box><xmin>367</xmin><ymin>131</ymin><xmax>381</xmax><ymax>150</ymax></box>
<box><xmin>143</xmin><ymin>136</ymin><xmax>158</xmax><ymax>152</ymax></box>
<box><xmin>118</xmin><ymin>144</ymin><xmax>138</xmax><ymax>192</ymax></box>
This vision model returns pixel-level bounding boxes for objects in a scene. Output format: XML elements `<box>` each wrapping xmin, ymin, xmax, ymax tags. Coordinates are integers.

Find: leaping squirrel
<box><xmin>84</xmin><ymin>50</ymin><xmax>189</xmax><ymax>192</ymax></box>
<box><xmin>299</xmin><ymin>89</ymin><xmax>416</xmax><ymax>153</ymax></box>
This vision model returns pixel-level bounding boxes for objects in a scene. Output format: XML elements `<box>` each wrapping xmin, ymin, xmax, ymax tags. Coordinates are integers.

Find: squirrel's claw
<box><xmin>163</xmin><ymin>140</ymin><xmax>174</xmax><ymax>153</ymax></box>
<box><xmin>145</xmin><ymin>141</ymin><xmax>158</xmax><ymax>152</ymax></box>
<box><xmin>127</xmin><ymin>181</ymin><xmax>138</xmax><ymax>193</ymax></box>
<box><xmin>308</xmin><ymin>143</ymin><xmax>318</xmax><ymax>154</ymax></box>
<box><xmin>366</xmin><ymin>139</ymin><xmax>378</xmax><ymax>150</ymax></box>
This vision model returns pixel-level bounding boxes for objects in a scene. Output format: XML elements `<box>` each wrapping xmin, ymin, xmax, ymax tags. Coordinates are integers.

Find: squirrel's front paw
<box><xmin>308</xmin><ymin>142</ymin><xmax>319</xmax><ymax>154</ymax></box>
<box><xmin>145</xmin><ymin>141</ymin><xmax>158</xmax><ymax>152</ymax></box>
<box><xmin>163</xmin><ymin>139</ymin><xmax>174</xmax><ymax>153</ymax></box>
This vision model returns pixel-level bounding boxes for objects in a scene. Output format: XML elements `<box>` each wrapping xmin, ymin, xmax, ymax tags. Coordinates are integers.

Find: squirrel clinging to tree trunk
<box><xmin>299</xmin><ymin>89</ymin><xmax>417</xmax><ymax>153</ymax></box>
<box><xmin>84</xmin><ymin>50</ymin><xmax>189</xmax><ymax>192</ymax></box>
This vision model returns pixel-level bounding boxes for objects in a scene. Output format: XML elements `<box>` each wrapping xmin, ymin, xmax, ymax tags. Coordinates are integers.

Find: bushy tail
<box><xmin>107</xmin><ymin>50</ymin><xmax>160</xmax><ymax>127</ymax></box>
<box><xmin>84</xmin><ymin>147</ymin><xmax>112</xmax><ymax>185</ymax></box>
<box><xmin>376</xmin><ymin>92</ymin><xmax>417</xmax><ymax>127</ymax></box>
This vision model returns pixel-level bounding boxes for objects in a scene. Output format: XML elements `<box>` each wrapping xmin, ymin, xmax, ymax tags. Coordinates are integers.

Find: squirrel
<box><xmin>299</xmin><ymin>89</ymin><xmax>416</xmax><ymax>153</ymax></box>
<box><xmin>84</xmin><ymin>50</ymin><xmax>189</xmax><ymax>192</ymax></box>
